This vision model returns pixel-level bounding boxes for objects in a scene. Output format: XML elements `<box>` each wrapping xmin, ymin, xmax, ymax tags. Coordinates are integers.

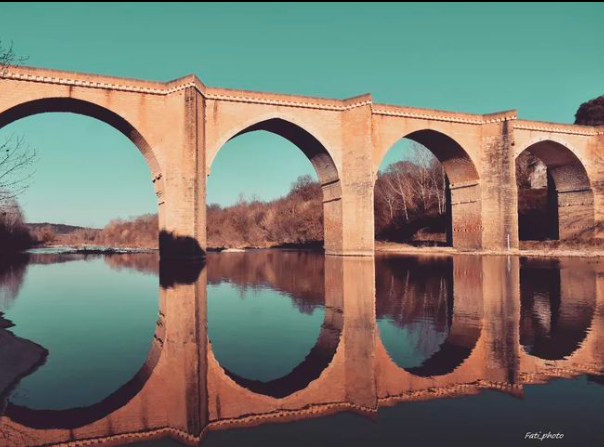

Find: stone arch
<box><xmin>209</xmin><ymin>116</ymin><xmax>343</xmax><ymax>253</ymax></box>
<box><xmin>0</xmin><ymin>97</ymin><xmax>165</xmax><ymax>199</ymax></box>
<box><xmin>0</xmin><ymin>96</ymin><xmax>171</xmax><ymax>256</ymax></box>
<box><xmin>376</xmin><ymin>129</ymin><xmax>482</xmax><ymax>249</ymax></box>
<box><xmin>0</xmin><ymin>255</ymin><xmax>203</xmax><ymax>431</ymax></box>
<box><xmin>515</xmin><ymin>139</ymin><xmax>594</xmax><ymax>241</ymax></box>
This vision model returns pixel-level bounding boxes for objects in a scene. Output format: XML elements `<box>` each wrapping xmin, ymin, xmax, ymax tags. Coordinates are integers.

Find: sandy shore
<box><xmin>375</xmin><ymin>242</ymin><xmax>604</xmax><ymax>258</ymax></box>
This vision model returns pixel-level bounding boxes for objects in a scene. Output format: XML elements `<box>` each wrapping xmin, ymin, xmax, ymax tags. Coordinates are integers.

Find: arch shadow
<box><xmin>403</xmin><ymin>129</ymin><xmax>480</xmax><ymax>184</ymax></box>
<box><xmin>220</xmin><ymin>318</ymin><xmax>341</xmax><ymax>398</ymax></box>
<box><xmin>232</xmin><ymin>118</ymin><xmax>340</xmax><ymax>186</ymax></box>
<box><xmin>404</xmin><ymin>326</ymin><xmax>481</xmax><ymax>377</ymax></box>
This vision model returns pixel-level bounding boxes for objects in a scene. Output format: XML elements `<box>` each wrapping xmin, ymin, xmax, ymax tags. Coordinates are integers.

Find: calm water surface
<box><xmin>0</xmin><ymin>251</ymin><xmax>602</xmax><ymax>446</ymax></box>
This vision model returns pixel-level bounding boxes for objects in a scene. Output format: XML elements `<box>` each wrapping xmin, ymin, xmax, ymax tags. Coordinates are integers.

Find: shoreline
<box><xmin>12</xmin><ymin>243</ymin><xmax>604</xmax><ymax>259</ymax></box>
<box><xmin>25</xmin><ymin>245</ymin><xmax>158</xmax><ymax>255</ymax></box>
<box><xmin>375</xmin><ymin>243</ymin><xmax>604</xmax><ymax>258</ymax></box>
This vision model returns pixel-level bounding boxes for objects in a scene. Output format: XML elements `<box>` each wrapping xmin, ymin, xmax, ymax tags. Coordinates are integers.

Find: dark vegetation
<box><xmin>575</xmin><ymin>95</ymin><xmax>604</xmax><ymax>126</ymax></box>
<box><xmin>207</xmin><ymin>175</ymin><xmax>323</xmax><ymax>249</ymax></box>
<box><xmin>0</xmin><ymin>201</ymin><xmax>36</xmax><ymax>254</ymax></box>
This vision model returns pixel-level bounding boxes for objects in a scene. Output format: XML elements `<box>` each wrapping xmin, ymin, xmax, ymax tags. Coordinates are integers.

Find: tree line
<box><xmin>6</xmin><ymin>147</ymin><xmax>555</xmax><ymax>251</ymax></box>
<box><xmin>34</xmin><ymin>151</ymin><xmax>450</xmax><ymax>250</ymax></box>
<box><xmin>35</xmin><ymin>175</ymin><xmax>325</xmax><ymax>249</ymax></box>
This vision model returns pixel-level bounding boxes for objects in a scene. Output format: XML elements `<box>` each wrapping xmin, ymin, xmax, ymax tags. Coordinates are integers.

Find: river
<box><xmin>0</xmin><ymin>251</ymin><xmax>602</xmax><ymax>446</ymax></box>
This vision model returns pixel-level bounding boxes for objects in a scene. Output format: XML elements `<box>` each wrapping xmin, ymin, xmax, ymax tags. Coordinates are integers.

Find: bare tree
<box><xmin>0</xmin><ymin>39</ymin><xmax>27</xmax><ymax>77</ymax></box>
<box><xmin>0</xmin><ymin>136</ymin><xmax>37</xmax><ymax>207</ymax></box>
<box><xmin>373</xmin><ymin>142</ymin><xmax>450</xmax><ymax>241</ymax></box>
<box><xmin>375</xmin><ymin>143</ymin><xmax>447</xmax><ymax>226</ymax></box>
<box><xmin>0</xmin><ymin>41</ymin><xmax>35</xmax><ymax>210</ymax></box>
<box><xmin>382</xmin><ymin>162</ymin><xmax>413</xmax><ymax>222</ymax></box>
<box><xmin>407</xmin><ymin>143</ymin><xmax>446</xmax><ymax>214</ymax></box>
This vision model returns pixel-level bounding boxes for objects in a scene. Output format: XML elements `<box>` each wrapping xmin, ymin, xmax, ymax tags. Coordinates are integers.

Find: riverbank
<box><xmin>212</xmin><ymin>241</ymin><xmax>604</xmax><ymax>258</ymax></box>
<box><xmin>26</xmin><ymin>245</ymin><xmax>158</xmax><ymax>255</ymax></box>
<box><xmin>17</xmin><ymin>242</ymin><xmax>604</xmax><ymax>259</ymax></box>
<box><xmin>0</xmin><ymin>314</ymin><xmax>48</xmax><ymax>411</ymax></box>
<box><xmin>375</xmin><ymin>241</ymin><xmax>604</xmax><ymax>258</ymax></box>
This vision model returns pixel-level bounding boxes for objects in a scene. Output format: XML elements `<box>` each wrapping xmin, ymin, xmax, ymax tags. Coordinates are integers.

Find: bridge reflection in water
<box><xmin>1</xmin><ymin>252</ymin><xmax>603</xmax><ymax>446</ymax></box>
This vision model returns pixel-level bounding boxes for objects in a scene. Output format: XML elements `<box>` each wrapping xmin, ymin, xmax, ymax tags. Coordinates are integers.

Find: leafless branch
<box><xmin>0</xmin><ymin>136</ymin><xmax>37</xmax><ymax>207</ymax></box>
<box><xmin>0</xmin><ymin>39</ymin><xmax>27</xmax><ymax>77</ymax></box>
<box><xmin>0</xmin><ymin>41</ymin><xmax>36</xmax><ymax>210</ymax></box>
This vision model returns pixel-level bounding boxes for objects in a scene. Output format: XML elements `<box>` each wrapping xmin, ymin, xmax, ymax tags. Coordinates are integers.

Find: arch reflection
<box><xmin>520</xmin><ymin>258</ymin><xmax>596</xmax><ymax>360</ymax></box>
<box><xmin>206</xmin><ymin>251</ymin><xmax>342</xmax><ymax>398</ymax></box>
<box><xmin>0</xmin><ymin>252</ymin><xmax>603</xmax><ymax>447</ymax></box>
<box><xmin>376</xmin><ymin>255</ymin><xmax>482</xmax><ymax>377</ymax></box>
<box><xmin>2</xmin><ymin>255</ymin><xmax>185</xmax><ymax>429</ymax></box>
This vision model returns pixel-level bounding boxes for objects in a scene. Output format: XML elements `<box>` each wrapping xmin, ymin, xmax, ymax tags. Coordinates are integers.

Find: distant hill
<box><xmin>26</xmin><ymin>218</ymin><xmax>153</xmax><ymax>248</ymax></box>
<box><xmin>26</xmin><ymin>222</ymin><xmax>99</xmax><ymax>235</ymax></box>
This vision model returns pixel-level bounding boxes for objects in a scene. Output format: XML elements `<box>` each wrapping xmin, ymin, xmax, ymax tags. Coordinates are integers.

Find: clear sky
<box><xmin>0</xmin><ymin>2</ymin><xmax>602</xmax><ymax>227</ymax></box>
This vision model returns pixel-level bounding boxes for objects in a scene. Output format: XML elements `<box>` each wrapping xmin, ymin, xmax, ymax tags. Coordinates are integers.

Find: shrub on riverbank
<box><xmin>38</xmin><ymin>176</ymin><xmax>324</xmax><ymax>250</ymax></box>
<box><xmin>207</xmin><ymin>175</ymin><xmax>323</xmax><ymax>249</ymax></box>
<box><xmin>0</xmin><ymin>201</ymin><xmax>35</xmax><ymax>254</ymax></box>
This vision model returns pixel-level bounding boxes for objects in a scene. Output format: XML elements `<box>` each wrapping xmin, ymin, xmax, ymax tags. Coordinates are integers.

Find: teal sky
<box><xmin>0</xmin><ymin>2</ymin><xmax>603</xmax><ymax>227</ymax></box>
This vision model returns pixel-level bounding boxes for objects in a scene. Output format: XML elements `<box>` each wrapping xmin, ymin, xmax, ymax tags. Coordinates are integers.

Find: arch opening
<box><xmin>208</xmin><ymin>118</ymin><xmax>342</xmax><ymax>253</ymax></box>
<box><xmin>516</xmin><ymin>140</ymin><xmax>594</xmax><ymax>243</ymax></box>
<box><xmin>0</xmin><ymin>97</ymin><xmax>163</xmax><ymax>186</ymax></box>
<box><xmin>0</xmin><ymin>96</ymin><xmax>171</xmax><ymax>253</ymax></box>
<box><xmin>375</xmin><ymin>130</ymin><xmax>481</xmax><ymax>249</ymax></box>
<box><xmin>0</xmin><ymin>99</ymin><xmax>166</xmax><ymax>424</ymax></box>
<box><xmin>234</xmin><ymin>118</ymin><xmax>339</xmax><ymax>186</ymax></box>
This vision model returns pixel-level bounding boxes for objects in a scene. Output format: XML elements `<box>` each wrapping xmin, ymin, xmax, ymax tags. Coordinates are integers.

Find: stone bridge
<box><xmin>1</xmin><ymin>66</ymin><xmax>603</xmax><ymax>257</ymax></box>
<box><xmin>1</xmin><ymin>255</ymin><xmax>603</xmax><ymax>446</ymax></box>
